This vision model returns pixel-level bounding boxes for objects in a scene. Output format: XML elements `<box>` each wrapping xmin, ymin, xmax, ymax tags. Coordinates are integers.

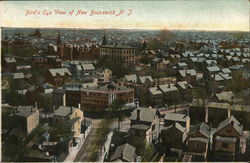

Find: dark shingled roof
<box><xmin>110</xmin><ymin>143</ymin><xmax>136</xmax><ymax>162</ymax></box>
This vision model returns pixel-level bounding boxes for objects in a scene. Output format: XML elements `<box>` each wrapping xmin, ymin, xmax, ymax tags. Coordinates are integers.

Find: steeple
<box><xmin>57</xmin><ymin>31</ymin><xmax>61</xmax><ymax>46</ymax></box>
<box><xmin>102</xmin><ymin>33</ymin><xmax>107</xmax><ymax>46</ymax></box>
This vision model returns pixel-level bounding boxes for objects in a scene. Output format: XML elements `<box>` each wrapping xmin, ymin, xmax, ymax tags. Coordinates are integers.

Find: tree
<box><xmin>140</xmin><ymin>55</ymin><xmax>151</xmax><ymax>64</ymax></box>
<box><xmin>108</xmin><ymin>98</ymin><xmax>125</xmax><ymax>130</ymax></box>
<box><xmin>130</xmin><ymin>137</ymin><xmax>155</xmax><ymax>161</ymax></box>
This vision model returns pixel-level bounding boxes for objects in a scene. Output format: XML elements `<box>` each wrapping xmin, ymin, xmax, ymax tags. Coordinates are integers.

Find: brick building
<box><xmin>65</xmin><ymin>83</ymin><xmax>134</xmax><ymax>112</ymax></box>
<box><xmin>100</xmin><ymin>44</ymin><xmax>139</xmax><ymax>65</ymax></box>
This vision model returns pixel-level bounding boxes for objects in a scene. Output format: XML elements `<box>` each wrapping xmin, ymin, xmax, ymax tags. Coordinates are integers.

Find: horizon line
<box><xmin>1</xmin><ymin>26</ymin><xmax>249</xmax><ymax>33</ymax></box>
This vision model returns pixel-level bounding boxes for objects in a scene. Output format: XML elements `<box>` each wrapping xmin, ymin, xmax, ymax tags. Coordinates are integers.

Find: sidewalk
<box><xmin>64</xmin><ymin>126</ymin><xmax>92</xmax><ymax>162</ymax></box>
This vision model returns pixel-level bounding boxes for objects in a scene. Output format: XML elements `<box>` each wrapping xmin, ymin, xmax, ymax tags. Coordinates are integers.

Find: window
<box><xmin>221</xmin><ymin>142</ymin><xmax>229</xmax><ymax>148</ymax></box>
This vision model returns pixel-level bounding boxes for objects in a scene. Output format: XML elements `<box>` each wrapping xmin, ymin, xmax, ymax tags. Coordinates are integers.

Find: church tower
<box><xmin>57</xmin><ymin>31</ymin><xmax>62</xmax><ymax>46</ymax></box>
<box><xmin>102</xmin><ymin>33</ymin><xmax>107</xmax><ymax>46</ymax></box>
<box><xmin>56</xmin><ymin>31</ymin><xmax>63</xmax><ymax>58</ymax></box>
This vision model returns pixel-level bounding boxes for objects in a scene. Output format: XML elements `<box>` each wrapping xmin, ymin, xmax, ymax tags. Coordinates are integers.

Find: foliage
<box><xmin>37</xmin><ymin>94</ymin><xmax>53</xmax><ymax>113</ymax></box>
<box><xmin>145</xmin><ymin>70</ymin><xmax>169</xmax><ymax>79</ymax></box>
<box><xmin>130</xmin><ymin>137</ymin><xmax>155</xmax><ymax>161</ymax></box>
<box><xmin>225</xmin><ymin>71</ymin><xmax>244</xmax><ymax>94</ymax></box>
<box><xmin>88</xmin><ymin>117</ymin><xmax>114</xmax><ymax>161</ymax></box>
<box><xmin>108</xmin><ymin>98</ymin><xmax>125</xmax><ymax>112</ymax></box>
<box><xmin>49</xmin><ymin>122</ymin><xmax>74</xmax><ymax>141</ymax></box>
<box><xmin>147</xmin><ymin>39</ymin><xmax>164</xmax><ymax>50</ymax></box>
<box><xmin>139</xmin><ymin>92</ymin><xmax>152</xmax><ymax>107</ymax></box>
<box><xmin>140</xmin><ymin>55</ymin><xmax>151</xmax><ymax>64</ymax></box>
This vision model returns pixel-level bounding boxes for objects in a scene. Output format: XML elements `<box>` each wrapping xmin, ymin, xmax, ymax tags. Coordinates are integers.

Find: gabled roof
<box><xmin>81</xmin><ymin>63</ymin><xmax>95</xmax><ymax>70</ymax></box>
<box><xmin>177</xmin><ymin>81</ymin><xmax>193</xmax><ymax>90</ymax></box>
<box><xmin>13</xmin><ymin>72</ymin><xmax>24</xmax><ymax>79</ymax></box>
<box><xmin>149</xmin><ymin>87</ymin><xmax>163</xmax><ymax>95</ymax></box>
<box><xmin>5</xmin><ymin>57</ymin><xmax>16</xmax><ymax>63</ymax></box>
<box><xmin>214</xmin><ymin>116</ymin><xmax>243</xmax><ymax>136</ymax></box>
<box><xmin>124</xmin><ymin>74</ymin><xmax>137</xmax><ymax>83</ymax></box>
<box><xmin>15</xmin><ymin>105</ymin><xmax>38</xmax><ymax>117</ymax></box>
<box><xmin>139</xmin><ymin>76</ymin><xmax>153</xmax><ymax>83</ymax></box>
<box><xmin>215</xmin><ymin>91</ymin><xmax>235</xmax><ymax>102</ymax></box>
<box><xmin>207</xmin><ymin>66</ymin><xmax>220</xmax><ymax>72</ymax></box>
<box><xmin>110</xmin><ymin>143</ymin><xmax>136</xmax><ymax>162</ymax></box>
<box><xmin>130</xmin><ymin>107</ymin><xmax>157</xmax><ymax>123</ymax></box>
<box><xmin>54</xmin><ymin>106</ymin><xmax>78</xmax><ymax>117</ymax></box>
<box><xmin>159</xmin><ymin>84</ymin><xmax>178</xmax><ymax>93</ymax></box>
<box><xmin>189</xmin><ymin>122</ymin><xmax>211</xmax><ymax>138</ymax></box>
<box><xmin>164</xmin><ymin>112</ymin><xmax>189</xmax><ymax>122</ymax></box>
<box><xmin>49</xmin><ymin>68</ymin><xmax>71</xmax><ymax>77</ymax></box>
<box><xmin>178</xmin><ymin>69</ymin><xmax>197</xmax><ymax>77</ymax></box>
<box><xmin>221</xmin><ymin>68</ymin><xmax>231</xmax><ymax>74</ymax></box>
<box><xmin>163</xmin><ymin>122</ymin><xmax>186</xmax><ymax>133</ymax></box>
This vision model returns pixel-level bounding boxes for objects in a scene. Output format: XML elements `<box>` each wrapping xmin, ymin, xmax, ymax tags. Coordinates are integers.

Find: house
<box><xmin>177</xmin><ymin>69</ymin><xmax>197</xmax><ymax>83</ymax></box>
<box><xmin>11</xmin><ymin>105</ymin><xmax>39</xmax><ymax>137</ymax></box>
<box><xmin>124</xmin><ymin>74</ymin><xmax>137</xmax><ymax>84</ymax></box>
<box><xmin>47</xmin><ymin>68</ymin><xmax>72</xmax><ymax>87</ymax></box>
<box><xmin>156</xmin><ymin>59</ymin><xmax>170</xmax><ymax>71</ymax></box>
<box><xmin>53</xmin><ymin>106</ymin><xmax>84</xmax><ymax>140</ymax></box>
<box><xmin>164</xmin><ymin>112</ymin><xmax>190</xmax><ymax>131</ymax></box>
<box><xmin>138</xmin><ymin>76</ymin><xmax>153</xmax><ymax>86</ymax></box>
<box><xmin>81</xmin><ymin>63</ymin><xmax>95</xmax><ymax>76</ymax></box>
<box><xmin>213</xmin><ymin>91</ymin><xmax>240</xmax><ymax>104</ymax></box>
<box><xmin>52</xmin><ymin>88</ymin><xmax>66</xmax><ymax>109</ymax></box>
<box><xmin>160</xmin><ymin>122</ymin><xmax>187</xmax><ymax>152</ymax></box>
<box><xmin>96</xmin><ymin>68</ymin><xmax>112</xmax><ymax>84</ymax></box>
<box><xmin>185</xmin><ymin>122</ymin><xmax>211</xmax><ymax>161</ymax></box>
<box><xmin>130</xmin><ymin>107</ymin><xmax>160</xmax><ymax>143</ymax></box>
<box><xmin>212</xmin><ymin>116</ymin><xmax>244</xmax><ymax>161</ymax></box>
<box><xmin>149</xmin><ymin>87</ymin><xmax>163</xmax><ymax>106</ymax></box>
<box><xmin>176</xmin><ymin>81</ymin><xmax>193</xmax><ymax>102</ymax></box>
<box><xmin>206</xmin><ymin>66</ymin><xmax>221</xmax><ymax>78</ymax></box>
<box><xmin>158</xmin><ymin>84</ymin><xmax>179</xmax><ymax>105</ymax></box>
<box><xmin>109</xmin><ymin>143</ymin><xmax>137</xmax><ymax>162</ymax></box>
<box><xmin>3</xmin><ymin>57</ymin><xmax>16</xmax><ymax>72</ymax></box>
<box><xmin>169</xmin><ymin>54</ymin><xmax>181</xmax><ymax>64</ymax></box>
<box><xmin>240</xmin><ymin>70</ymin><xmax>250</xmax><ymax>88</ymax></box>
<box><xmin>176</xmin><ymin>63</ymin><xmax>188</xmax><ymax>70</ymax></box>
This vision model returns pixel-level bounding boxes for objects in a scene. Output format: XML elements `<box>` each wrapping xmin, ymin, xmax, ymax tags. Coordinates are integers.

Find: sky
<box><xmin>0</xmin><ymin>0</ymin><xmax>249</xmax><ymax>31</ymax></box>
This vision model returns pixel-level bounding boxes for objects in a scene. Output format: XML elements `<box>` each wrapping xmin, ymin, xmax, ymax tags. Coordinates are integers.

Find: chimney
<box><xmin>168</xmin><ymin>84</ymin><xmax>170</xmax><ymax>88</ymax></box>
<box><xmin>136</xmin><ymin>109</ymin><xmax>140</xmax><ymax>121</ymax></box>
<box><xmin>35</xmin><ymin>102</ymin><xmax>38</xmax><ymax>109</ymax></box>
<box><xmin>78</xmin><ymin>103</ymin><xmax>81</xmax><ymax>110</ymax></box>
